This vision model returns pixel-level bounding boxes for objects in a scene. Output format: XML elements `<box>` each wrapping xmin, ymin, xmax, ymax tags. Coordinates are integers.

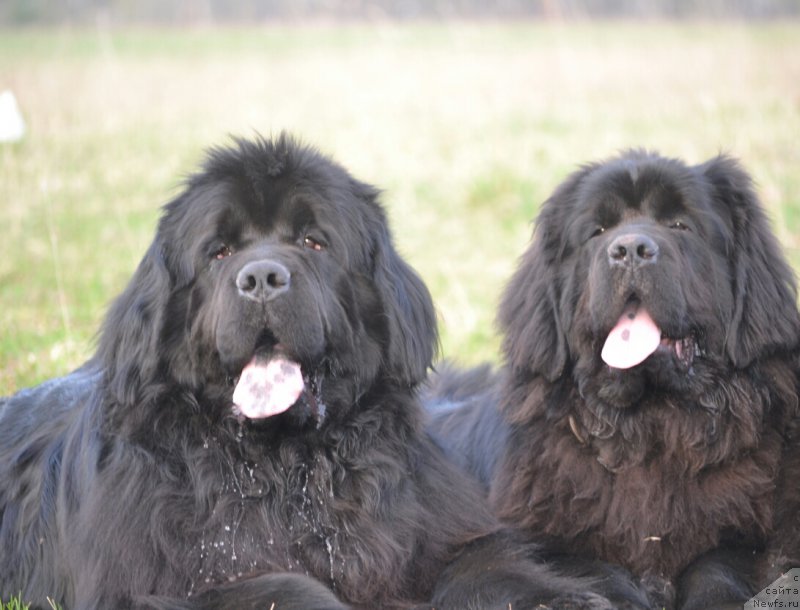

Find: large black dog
<box><xmin>0</xmin><ymin>136</ymin><xmax>645</xmax><ymax>610</ymax></box>
<box><xmin>429</xmin><ymin>151</ymin><xmax>800</xmax><ymax>609</ymax></box>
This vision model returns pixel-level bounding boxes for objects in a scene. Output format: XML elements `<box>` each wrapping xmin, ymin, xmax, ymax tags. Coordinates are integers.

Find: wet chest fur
<box><xmin>185</xmin><ymin>455</ymin><xmax>348</xmax><ymax>592</ymax></box>
<box><xmin>166</xmin><ymin>428</ymin><xmax>421</xmax><ymax>606</ymax></box>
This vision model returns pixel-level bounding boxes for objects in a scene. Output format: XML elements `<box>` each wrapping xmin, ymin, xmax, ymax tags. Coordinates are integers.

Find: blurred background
<box><xmin>1</xmin><ymin>1</ymin><xmax>799</xmax><ymax>393</ymax></box>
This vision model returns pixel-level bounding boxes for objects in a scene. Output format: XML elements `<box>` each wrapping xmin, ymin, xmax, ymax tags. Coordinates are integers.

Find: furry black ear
<box><xmin>94</xmin><ymin>189</ymin><xmax>198</xmax><ymax>406</ymax></box>
<box><xmin>498</xmin><ymin>229</ymin><xmax>567</xmax><ymax>382</ymax></box>
<box><xmin>498</xmin><ymin>169</ymin><xmax>590</xmax><ymax>381</ymax></box>
<box><xmin>370</xmin><ymin>212</ymin><xmax>438</xmax><ymax>387</ymax></box>
<box><xmin>702</xmin><ymin>155</ymin><xmax>800</xmax><ymax>367</ymax></box>
<box><xmin>95</xmin><ymin>240</ymin><xmax>172</xmax><ymax>406</ymax></box>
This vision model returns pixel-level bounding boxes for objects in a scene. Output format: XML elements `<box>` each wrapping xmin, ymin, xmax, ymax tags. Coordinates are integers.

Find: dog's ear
<box><xmin>702</xmin><ymin>155</ymin><xmax>800</xmax><ymax>367</ymax></box>
<box><xmin>498</xmin><ymin>170</ymin><xmax>589</xmax><ymax>381</ymax></box>
<box><xmin>95</xmin><ymin>239</ymin><xmax>172</xmax><ymax>406</ymax></box>
<box><xmin>498</xmin><ymin>223</ymin><xmax>567</xmax><ymax>382</ymax></box>
<box><xmin>95</xmin><ymin>191</ymin><xmax>197</xmax><ymax>406</ymax></box>
<box><xmin>367</xmin><ymin>199</ymin><xmax>438</xmax><ymax>387</ymax></box>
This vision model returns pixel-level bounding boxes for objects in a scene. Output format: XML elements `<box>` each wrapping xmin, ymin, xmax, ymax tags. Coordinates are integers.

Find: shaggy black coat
<box><xmin>429</xmin><ymin>151</ymin><xmax>800</xmax><ymax>610</ymax></box>
<box><xmin>0</xmin><ymin>136</ymin><xmax>645</xmax><ymax>610</ymax></box>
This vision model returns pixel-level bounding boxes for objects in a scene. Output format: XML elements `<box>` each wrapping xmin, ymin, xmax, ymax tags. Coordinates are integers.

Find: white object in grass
<box><xmin>0</xmin><ymin>90</ymin><xmax>26</xmax><ymax>142</ymax></box>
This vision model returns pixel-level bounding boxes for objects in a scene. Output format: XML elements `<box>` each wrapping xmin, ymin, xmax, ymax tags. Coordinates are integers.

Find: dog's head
<box><xmin>499</xmin><ymin>151</ymin><xmax>800</xmax><ymax>410</ymax></box>
<box><xmin>97</xmin><ymin>135</ymin><xmax>437</xmax><ymax>429</ymax></box>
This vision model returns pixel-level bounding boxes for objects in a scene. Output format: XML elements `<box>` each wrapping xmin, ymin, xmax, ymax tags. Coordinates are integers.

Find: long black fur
<box><xmin>428</xmin><ymin>151</ymin><xmax>800</xmax><ymax>609</ymax></box>
<box><xmin>0</xmin><ymin>136</ymin><xmax>647</xmax><ymax>610</ymax></box>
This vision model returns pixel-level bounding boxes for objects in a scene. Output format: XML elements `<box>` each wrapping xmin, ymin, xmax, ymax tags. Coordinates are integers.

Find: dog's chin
<box><xmin>592</xmin><ymin>342</ymin><xmax>702</xmax><ymax>410</ymax></box>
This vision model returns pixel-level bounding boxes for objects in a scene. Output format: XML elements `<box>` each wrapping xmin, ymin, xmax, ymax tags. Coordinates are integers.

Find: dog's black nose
<box><xmin>236</xmin><ymin>260</ymin><xmax>291</xmax><ymax>301</ymax></box>
<box><xmin>607</xmin><ymin>233</ymin><xmax>659</xmax><ymax>267</ymax></box>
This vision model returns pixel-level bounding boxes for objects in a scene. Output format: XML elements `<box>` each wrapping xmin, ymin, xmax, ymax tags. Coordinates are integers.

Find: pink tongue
<box><xmin>232</xmin><ymin>356</ymin><xmax>304</xmax><ymax>419</ymax></box>
<box><xmin>601</xmin><ymin>303</ymin><xmax>661</xmax><ymax>369</ymax></box>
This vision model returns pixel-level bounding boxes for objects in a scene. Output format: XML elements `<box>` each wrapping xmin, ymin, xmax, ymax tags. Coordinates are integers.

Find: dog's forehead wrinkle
<box><xmin>616</xmin><ymin>208</ymin><xmax>656</xmax><ymax>226</ymax></box>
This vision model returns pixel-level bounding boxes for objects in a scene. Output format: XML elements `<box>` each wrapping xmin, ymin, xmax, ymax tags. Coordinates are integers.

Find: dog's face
<box><xmin>500</xmin><ymin>151</ymin><xmax>799</xmax><ymax>411</ymax></box>
<box><xmin>97</xmin><ymin>136</ymin><xmax>437</xmax><ymax>428</ymax></box>
<box><xmin>565</xmin><ymin>155</ymin><xmax>738</xmax><ymax>406</ymax></box>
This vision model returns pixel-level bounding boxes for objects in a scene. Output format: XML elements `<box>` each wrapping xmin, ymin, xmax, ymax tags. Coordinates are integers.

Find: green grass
<box><xmin>0</xmin><ymin>598</ymin><xmax>25</xmax><ymax>610</ymax></box>
<box><xmin>0</xmin><ymin>596</ymin><xmax>61</xmax><ymax>610</ymax></box>
<box><xmin>1</xmin><ymin>21</ymin><xmax>800</xmax><ymax>394</ymax></box>
<box><xmin>0</xmin><ymin>598</ymin><xmax>26</xmax><ymax>610</ymax></box>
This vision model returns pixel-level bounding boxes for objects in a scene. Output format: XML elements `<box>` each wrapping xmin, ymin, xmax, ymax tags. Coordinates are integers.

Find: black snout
<box><xmin>236</xmin><ymin>260</ymin><xmax>291</xmax><ymax>302</ymax></box>
<box><xmin>607</xmin><ymin>233</ymin><xmax>659</xmax><ymax>268</ymax></box>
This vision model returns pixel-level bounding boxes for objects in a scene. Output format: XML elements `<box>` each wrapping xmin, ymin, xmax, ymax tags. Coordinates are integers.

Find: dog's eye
<box><xmin>591</xmin><ymin>226</ymin><xmax>606</xmax><ymax>238</ymax></box>
<box><xmin>670</xmin><ymin>221</ymin><xmax>690</xmax><ymax>231</ymax></box>
<box><xmin>303</xmin><ymin>236</ymin><xmax>325</xmax><ymax>251</ymax></box>
<box><xmin>213</xmin><ymin>245</ymin><xmax>233</xmax><ymax>260</ymax></box>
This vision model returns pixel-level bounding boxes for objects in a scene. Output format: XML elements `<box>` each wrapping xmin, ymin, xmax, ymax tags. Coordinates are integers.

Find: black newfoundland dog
<box><xmin>0</xmin><ymin>136</ymin><xmax>645</xmax><ymax>610</ymax></box>
<box><xmin>429</xmin><ymin>151</ymin><xmax>800</xmax><ymax>609</ymax></box>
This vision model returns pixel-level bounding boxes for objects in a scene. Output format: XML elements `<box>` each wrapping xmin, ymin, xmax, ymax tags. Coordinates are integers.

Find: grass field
<box><xmin>1</xmin><ymin>21</ymin><xmax>799</xmax><ymax>394</ymax></box>
<box><xmin>0</xmin><ymin>596</ymin><xmax>60</xmax><ymax>610</ymax></box>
